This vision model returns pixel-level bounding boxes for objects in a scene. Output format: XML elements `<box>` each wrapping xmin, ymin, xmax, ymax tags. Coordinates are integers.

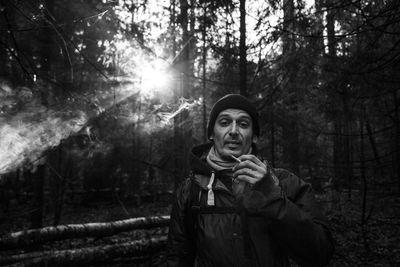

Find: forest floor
<box><xmin>1</xmin><ymin>190</ymin><xmax>399</xmax><ymax>266</ymax></box>
<box><xmin>325</xmin><ymin>189</ymin><xmax>400</xmax><ymax>267</ymax></box>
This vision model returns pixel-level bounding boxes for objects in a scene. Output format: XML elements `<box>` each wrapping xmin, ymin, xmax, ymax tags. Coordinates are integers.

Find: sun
<box><xmin>139</xmin><ymin>58</ymin><xmax>171</xmax><ymax>97</ymax></box>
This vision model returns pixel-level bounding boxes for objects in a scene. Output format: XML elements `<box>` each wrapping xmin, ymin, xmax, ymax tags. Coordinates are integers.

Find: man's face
<box><xmin>211</xmin><ymin>108</ymin><xmax>257</xmax><ymax>160</ymax></box>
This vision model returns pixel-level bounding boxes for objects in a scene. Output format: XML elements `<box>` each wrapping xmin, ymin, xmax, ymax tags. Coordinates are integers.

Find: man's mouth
<box><xmin>225</xmin><ymin>140</ymin><xmax>242</xmax><ymax>148</ymax></box>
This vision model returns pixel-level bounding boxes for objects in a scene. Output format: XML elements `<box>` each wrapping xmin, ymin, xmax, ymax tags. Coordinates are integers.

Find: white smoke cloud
<box><xmin>0</xmin><ymin>76</ymin><xmax>203</xmax><ymax>176</ymax></box>
<box><xmin>0</xmin><ymin>111</ymin><xmax>87</xmax><ymax>174</ymax></box>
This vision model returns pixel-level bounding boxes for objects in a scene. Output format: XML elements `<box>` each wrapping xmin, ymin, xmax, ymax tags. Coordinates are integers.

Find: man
<box><xmin>166</xmin><ymin>94</ymin><xmax>334</xmax><ymax>266</ymax></box>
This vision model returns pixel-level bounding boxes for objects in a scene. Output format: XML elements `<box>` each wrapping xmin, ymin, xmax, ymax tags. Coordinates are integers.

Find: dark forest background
<box><xmin>0</xmin><ymin>0</ymin><xmax>399</xmax><ymax>266</ymax></box>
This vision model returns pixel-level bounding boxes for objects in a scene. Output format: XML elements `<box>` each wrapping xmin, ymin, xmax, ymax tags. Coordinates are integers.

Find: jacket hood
<box><xmin>189</xmin><ymin>142</ymin><xmax>214</xmax><ymax>176</ymax></box>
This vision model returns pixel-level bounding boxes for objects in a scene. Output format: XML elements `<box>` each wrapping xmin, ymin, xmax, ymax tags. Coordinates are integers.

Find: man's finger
<box><xmin>235</xmin><ymin>175</ymin><xmax>258</xmax><ymax>184</ymax></box>
<box><xmin>233</xmin><ymin>158</ymin><xmax>266</xmax><ymax>173</ymax></box>
<box><xmin>238</xmin><ymin>154</ymin><xmax>263</xmax><ymax>165</ymax></box>
<box><xmin>234</xmin><ymin>167</ymin><xmax>264</xmax><ymax>180</ymax></box>
<box><xmin>234</xmin><ymin>167</ymin><xmax>255</xmax><ymax>177</ymax></box>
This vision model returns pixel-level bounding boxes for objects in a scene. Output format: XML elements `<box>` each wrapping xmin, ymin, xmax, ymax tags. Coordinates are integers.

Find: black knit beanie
<box><xmin>207</xmin><ymin>94</ymin><xmax>259</xmax><ymax>139</ymax></box>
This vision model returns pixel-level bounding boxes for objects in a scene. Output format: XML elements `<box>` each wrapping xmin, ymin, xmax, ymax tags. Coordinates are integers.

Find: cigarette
<box><xmin>231</xmin><ymin>155</ymin><xmax>241</xmax><ymax>163</ymax></box>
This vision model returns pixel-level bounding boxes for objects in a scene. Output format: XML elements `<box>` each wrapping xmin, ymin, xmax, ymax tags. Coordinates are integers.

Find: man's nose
<box><xmin>229</xmin><ymin>121</ymin><xmax>238</xmax><ymax>136</ymax></box>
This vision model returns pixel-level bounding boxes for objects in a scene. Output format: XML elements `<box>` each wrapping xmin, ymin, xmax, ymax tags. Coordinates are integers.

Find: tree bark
<box><xmin>173</xmin><ymin>0</ymin><xmax>192</xmax><ymax>189</ymax></box>
<box><xmin>170</xmin><ymin>0</ymin><xmax>178</xmax><ymax>57</ymax></box>
<box><xmin>30</xmin><ymin>164</ymin><xmax>46</xmax><ymax>229</ymax></box>
<box><xmin>314</xmin><ymin>0</ymin><xmax>325</xmax><ymax>55</ymax></box>
<box><xmin>135</xmin><ymin>94</ymin><xmax>142</xmax><ymax>198</ymax></box>
<box><xmin>239</xmin><ymin>0</ymin><xmax>247</xmax><ymax>96</ymax></box>
<box><xmin>0</xmin><ymin>0</ymin><xmax>9</xmax><ymax>78</ymax></box>
<box><xmin>359</xmin><ymin>107</ymin><xmax>370</xmax><ymax>252</ymax></box>
<box><xmin>179</xmin><ymin>0</ymin><xmax>190</xmax><ymax>98</ymax></box>
<box><xmin>325</xmin><ymin>1</ymin><xmax>345</xmax><ymax>193</ymax></box>
<box><xmin>270</xmin><ymin>95</ymin><xmax>275</xmax><ymax>167</ymax></box>
<box><xmin>202</xmin><ymin>3</ymin><xmax>208</xmax><ymax>142</ymax></box>
<box><xmin>0</xmin><ymin>215</ymin><xmax>170</xmax><ymax>250</ymax></box>
<box><xmin>393</xmin><ymin>89</ymin><xmax>400</xmax><ymax>193</ymax></box>
<box><xmin>41</xmin><ymin>0</ymin><xmax>54</xmax><ymax>80</ymax></box>
<box><xmin>365</xmin><ymin>112</ymin><xmax>381</xmax><ymax>166</ymax></box>
<box><xmin>52</xmin><ymin>145</ymin><xmax>74</xmax><ymax>226</ymax></box>
<box><xmin>2</xmin><ymin>0</ymin><xmax>29</xmax><ymax>84</ymax></box>
<box><xmin>281</xmin><ymin>0</ymin><xmax>300</xmax><ymax>174</ymax></box>
<box><xmin>189</xmin><ymin>0</ymin><xmax>196</xmax><ymax>85</ymax></box>
<box><xmin>343</xmin><ymin>91</ymin><xmax>353</xmax><ymax>200</ymax></box>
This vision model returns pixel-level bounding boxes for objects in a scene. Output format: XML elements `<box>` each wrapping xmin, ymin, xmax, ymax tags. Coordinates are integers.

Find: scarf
<box><xmin>206</xmin><ymin>146</ymin><xmax>237</xmax><ymax>171</ymax></box>
<box><xmin>206</xmin><ymin>146</ymin><xmax>251</xmax><ymax>195</ymax></box>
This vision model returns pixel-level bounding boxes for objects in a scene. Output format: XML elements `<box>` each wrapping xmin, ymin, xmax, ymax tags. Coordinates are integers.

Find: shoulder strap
<box><xmin>185</xmin><ymin>175</ymin><xmax>201</xmax><ymax>239</ymax></box>
<box><xmin>182</xmin><ymin>175</ymin><xmax>201</xmax><ymax>264</ymax></box>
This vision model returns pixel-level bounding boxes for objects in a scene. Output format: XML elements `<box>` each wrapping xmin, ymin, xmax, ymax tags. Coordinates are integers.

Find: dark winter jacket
<box><xmin>166</xmin><ymin>143</ymin><xmax>334</xmax><ymax>267</ymax></box>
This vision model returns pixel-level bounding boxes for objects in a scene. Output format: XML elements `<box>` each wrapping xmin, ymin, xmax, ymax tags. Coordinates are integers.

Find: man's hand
<box><xmin>232</xmin><ymin>154</ymin><xmax>267</xmax><ymax>185</ymax></box>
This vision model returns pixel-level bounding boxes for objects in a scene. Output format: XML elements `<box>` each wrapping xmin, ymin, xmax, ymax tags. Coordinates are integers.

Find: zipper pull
<box><xmin>207</xmin><ymin>172</ymin><xmax>215</xmax><ymax>206</ymax></box>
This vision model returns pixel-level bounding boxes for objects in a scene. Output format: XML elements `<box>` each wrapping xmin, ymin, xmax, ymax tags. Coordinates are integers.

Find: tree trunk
<box><xmin>1</xmin><ymin>216</ymin><xmax>170</xmax><ymax>250</ymax></box>
<box><xmin>364</xmin><ymin>108</ymin><xmax>385</xmax><ymax>191</ymax></box>
<box><xmin>393</xmin><ymin>90</ymin><xmax>400</xmax><ymax>193</ymax></box>
<box><xmin>170</xmin><ymin>0</ymin><xmax>178</xmax><ymax>57</ymax></box>
<box><xmin>314</xmin><ymin>0</ymin><xmax>325</xmax><ymax>55</ymax></box>
<box><xmin>38</xmin><ymin>0</ymin><xmax>56</xmax><ymax>105</ymax></box>
<box><xmin>202</xmin><ymin>3</ymin><xmax>208</xmax><ymax>142</ymax></box>
<box><xmin>343</xmin><ymin>90</ymin><xmax>353</xmax><ymax>200</ymax></box>
<box><xmin>41</xmin><ymin>0</ymin><xmax>54</xmax><ymax>79</ymax></box>
<box><xmin>52</xmin><ymin>145</ymin><xmax>73</xmax><ymax>226</ymax></box>
<box><xmin>135</xmin><ymin>95</ymin><xmax>142</xmax><ymax>195</ymax></box>
<box><xmin>189</xmin><ymin>0</ymin><xmax>196</xmax><ymax>85</ymax></box>
<box><xmin>325</xmin><ymin>1</ymin><xmax>345</xmax><ymax>193</ymax></box>
<box><xmin>0</xmin><ymin>1</ymin><xmax>9</xmax><ymax>78</ymax></box>
<box><xmin>179</xmin><ymin>0</ymin><xmax>190</xmax><ymax>98</ymax></box>
<box><xmin>270</xmin><ymin>95</ymin><xmax>275</xmax><ymax>167</ymax></box>
<box><xmin>58</xmin><ymin>2</ymin><xmax>73</xmax><ymax>88</ymax></box>
<box><xmin>239</xmin><ymin>0</ymin><xmax>247</xmax><ymax>96</ymax></box>
<box><xmin>2</xmin><ymin>0</ymin><xmax>27</xmax><ymax>84</ymax></box>
<box><xmin>281</xmin><ymin>0</ymin><xmax>299</xmax><ymax>174</ymax></box>
<box><xmin>30</xmin><ymin>164</ymin><xmax>46</xmax><ymax>229</ymax></box>
<box><xmin>173</xmin><ymin>0</ymin><xmax>192</xmax><ymax>189</ymax></box>
<box><xmin>359</xmin><ymin>107</ymin><xmax>370</xmax><ymax>252</ymax></box>
<box><xmin>333</xmin><ymin>119</ymin><xmax>344</xmax><ymax>187</ymax></box>
<box><xmin>365</xmin><ymin>111</ymin><xmax>381</xmax><ymax>166</ymax></box>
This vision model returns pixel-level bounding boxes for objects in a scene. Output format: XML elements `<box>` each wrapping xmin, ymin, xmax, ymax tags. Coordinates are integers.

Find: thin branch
<box><xmin>42</xmin><ymin>6</ymin><xmax>74</xmax><ymax>83</ymax></box>
<box><xmin>2</xmin><ymin>6</ymin><xmax>33</xmax><ymax>81</ymax></box>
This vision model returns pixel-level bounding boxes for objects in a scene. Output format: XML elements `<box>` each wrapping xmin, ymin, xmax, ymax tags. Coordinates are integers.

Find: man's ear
<box><xmin>252</xmin><ymin>135</ymin><xmax>258</xmax><ymax>144</ymax></box>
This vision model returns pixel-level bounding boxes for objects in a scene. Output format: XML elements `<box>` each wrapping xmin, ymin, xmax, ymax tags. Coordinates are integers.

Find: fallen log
<box><xmin>2</xmin><ymin>236</ymin><xmax>167</xmax><ymax>266</ymax></box>
<box><xmin>0</xmin><ymin>215</ymin><xmax>170</xmax><ymax>250</ymax></box>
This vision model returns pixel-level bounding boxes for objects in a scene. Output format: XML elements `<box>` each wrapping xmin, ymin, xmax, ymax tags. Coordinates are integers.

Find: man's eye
<box><xmin>219</xmin><ymin>119</ymin><xmax>230</xmax><ymax>126</ymax></box>
<box><xmin>239</xmin><ymin>121</ymin><xmax>250</xmax><ymax>128</ymax></box>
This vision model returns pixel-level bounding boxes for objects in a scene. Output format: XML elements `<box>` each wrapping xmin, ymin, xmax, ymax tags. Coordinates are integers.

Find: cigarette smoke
<box><xmin>0</xmin><ymin>78</ymin><xmax>203</xmax><ymax>175</ymax></box>
<box><xmin>0</xmin><ymin>111</ymin><xmax>87</xmax><ymax>174</ymax></box>
<box><xmin>155</xmin><ymin>98</ymin><xmax>202</xmax><ymax>127</ymax></box>
<box><xmin>115</xmin><ymin>97</ymin><xmax>202</xmax><ymax>137</ymax></box>
<box><xmin>0</xmin><ymin>78</ymin><xmax>139</xmax><ymax>175</ymax></box>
